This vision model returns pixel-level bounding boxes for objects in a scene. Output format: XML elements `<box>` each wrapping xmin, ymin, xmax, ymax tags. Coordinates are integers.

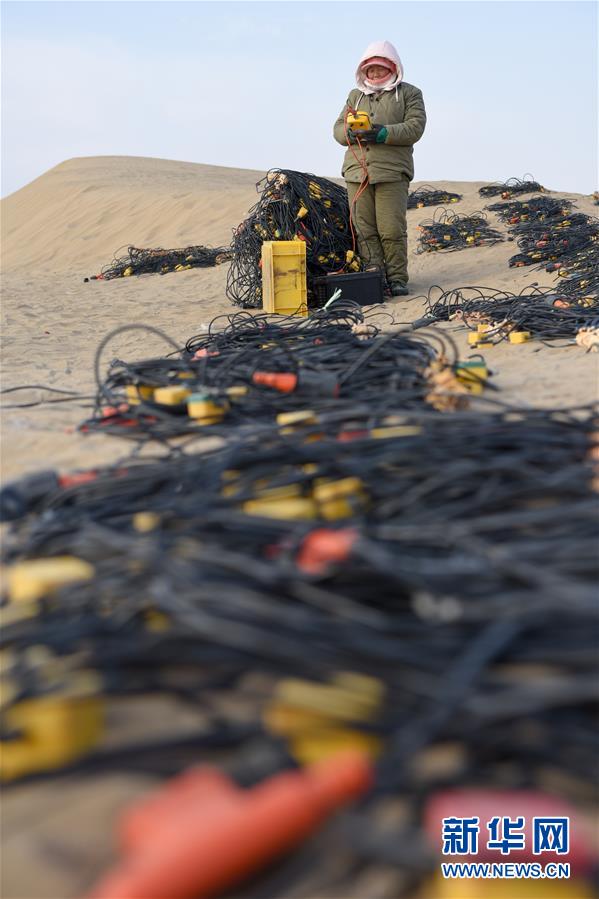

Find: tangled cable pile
<box><xmin>478</xmin><ymin>175</ymin><xmax>546</xmax><ymax>198</ymax></box>
<box><xmin>555</xmin><ymin>247</ymin><xmax>599</xmax><ymax>303</ymax></box>
<box><xmin>85</xmin><ymin>244</ymin><xmax>232</xmax><ymax>281</ymax></box>
<box><xmin>2</xmin><ymin>404</ymin><xmax>597</xmax><ymax>891</ymax></box>
<box><xmin>507</xmin><ymin>213</ymin><xmax>599</xmax><ymax>270</ymax></box>
<box><xmin>416</xmin><ymin>209</ymin><xmax>504</xmax><ymax>253</ymax></box>
<box><xmin>226</xmin><ymin>169</ymin><xmax>363</xmax><ymax>309</ymax></box>
<box><xmin>486</xmin><ymin>196</ymin><xmax>573</xmax><ymax>224</ymax></box>
<box><xmin>407</xmin><ymin>185</ymin><xmax>462</xmax><ymax>209</ymax></box>
<box><xmin>417</xmin><ymin>284</ymin><xmax>599</xmax><ymax>344</ymax></box>
<box><xmin>79</xmin><ymin>303</ymin><xmax>474</xmax><ymax>443</ymax></box>
<box><xmin>486</xmin><ymin>195</ymin><xmax>599</xmax><ymax>303</ymax></box>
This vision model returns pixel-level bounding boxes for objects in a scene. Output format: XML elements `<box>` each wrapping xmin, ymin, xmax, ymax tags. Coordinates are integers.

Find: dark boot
<box><xmin>389</xmin><ymin>281</ymin><xmax>409</xmax><ymax>297</ymax></box>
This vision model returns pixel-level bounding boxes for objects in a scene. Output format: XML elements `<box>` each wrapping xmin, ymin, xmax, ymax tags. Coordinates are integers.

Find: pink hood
<box><xmin>356</xmin><ymin>40</ymin><xmax>404</xmax><ymax>95</ymax></box>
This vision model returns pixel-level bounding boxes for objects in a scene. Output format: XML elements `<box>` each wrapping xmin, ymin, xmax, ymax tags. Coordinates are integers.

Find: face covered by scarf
<box><xmin>361</xmin><ymin>57</ymin><xmax>397</xmax><ymax>92</ymax></box>
<box><xmin>355</xmin><ymin>40</ymin><xmax>405</xmax><ymax>95</ymax></box>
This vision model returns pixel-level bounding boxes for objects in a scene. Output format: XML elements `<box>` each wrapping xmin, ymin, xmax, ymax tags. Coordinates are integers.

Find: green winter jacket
<box><xmin>333</xmin><ymin>82</ymin><xmax>427</xmax><ymax>183</ymax></box>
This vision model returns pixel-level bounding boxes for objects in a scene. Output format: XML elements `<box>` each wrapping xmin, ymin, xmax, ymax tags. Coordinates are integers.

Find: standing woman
<box><xmin>334</xmin><ymin>40</ymin><xmax>426</xmax><ymax>297</ymax></box>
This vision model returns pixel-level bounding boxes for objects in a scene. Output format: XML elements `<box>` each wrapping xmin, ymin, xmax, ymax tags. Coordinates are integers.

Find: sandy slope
<box><xmin>1</xmin><ymin>156</ymin><xmax>597</xmax><ymax>481</ymax></box>
<box><xmin>0</xmin><ymin>156</ymin><xmax>598</xmax><ymax>897</ymax></box>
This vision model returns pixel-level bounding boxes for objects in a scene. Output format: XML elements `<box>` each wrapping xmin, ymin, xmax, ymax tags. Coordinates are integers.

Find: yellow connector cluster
<box><xmin>237</xmin><ymin>474</ymin><xmax>367</xmax><ymax>522</ymax></box>
<box><xmin>264</xmin><ymin>671</ymin><xmax>384</xmax><ymax>765</ymax></box>
<box><xmin>308</xmin><ymin>180</ymin><xmax>323</xmax><ymax>199</ymax></box>
<box><xmin>345</xmin><ymin>250</ymin><xmax>360</xmax><ymax>272</ymax></box>
<box><xmin>7</xmin><ymin>556</ymin><xmax>95</xmax><ymax>603</ymax></box>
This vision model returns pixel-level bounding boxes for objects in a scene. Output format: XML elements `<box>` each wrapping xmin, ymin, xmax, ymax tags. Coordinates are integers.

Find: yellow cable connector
<box><xmin>125</xmin><ymin>384</ymin><xmax>155</xmax><ymax>405</ymax></box>
<box><xmin>371</xmin><ymin>425</ymin><xmax>422</xmax><ymax>439</ymax></box>
<box><xmin>226</xmin><ymin>385</ymin><xmax>248</xmax><ymax>399</ymax></box>
<box><xmin>455</xmin><ymin>359</ymin><xmax>489</xmax><ymax>395</ymax></box>
<box><xmin>1</xmin><ymin>693</ymin><xmax>104</xmax><ymax>781</ymax></box>
<box><xmin>276</xmin><ymin>410</ymin><xmax>318</xmax><ymax>435</ymax></box>
<box><xmin>424</xmin><ymin>871</ymin><xmax>593</xmax><ymax>898</ymax></box>
<box><xmin>509</xmin><ymin>331</ymin><xmax>532</xmax><ymax>344</ymax></box>
<box><xmin>264</xmin><ymin>671</ymin><xmax>384</xmax><ymax>765</ymax></box>
<box><xmin>290</xmin><ymin>729</ymin><xmax>381</xmax><ymax>767</ymax></box>
<box><xmin>313</xmin><ymin>477</ymin><xmax>367</xmax><ymax>520</ymax></box>
<box><xmin>187</xmin><ymin>394</ymin><xmax>229</xmax><ymax>425</ymax></box>
<box><xmin>7</xmin><ymin>556</ymin><xmax>95</xmax><ymax>603</ymax></box>
<box><xmin>153</xmin><ymin>386</ymin><xmax>191</xmax><ymax>406</ymax></box>
<box><xmin>243</xmin><ymin>497</ymin><xmax>318</xmax><ymax>521</ymax></box>
<box><xmin>274</xmin><ymin>674</ymin><xmax>382</xmax><ymax>721</ymax></box>
<box><xmin>221</xmin><ymin>469</ymin><xmax>242</xmax><ymax>498</ymax></box>
<box><xmin>253</xmin><ymin>484</ymin><xmax>303</xmax><ymax>502</ymax></box>
<box><xmin>144</xmin><ymin>609</ymin><xmax>171</xmax><ymax>632</ymax></box>
<box><xmin>133</xmin><ymin>512</ymin><xmax>161</xmax><ymax>533</ymax></box>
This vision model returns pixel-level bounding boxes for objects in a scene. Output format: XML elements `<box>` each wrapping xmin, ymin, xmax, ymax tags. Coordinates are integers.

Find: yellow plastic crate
<box><xmin>261</xmin><ymin>241</ymin><xmax>308</xmax><ymax>316</ymax></box>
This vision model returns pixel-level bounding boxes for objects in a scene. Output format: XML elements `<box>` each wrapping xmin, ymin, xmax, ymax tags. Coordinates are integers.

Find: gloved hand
<box><xmin>356</xmin><ymin>125</ymin><xmax>388</xmax><ymax>144</ymax></box>
<box><xmin>346</xmin><ymin>129</ymin><xmax>360</xmax><ymax>145</ymax></box>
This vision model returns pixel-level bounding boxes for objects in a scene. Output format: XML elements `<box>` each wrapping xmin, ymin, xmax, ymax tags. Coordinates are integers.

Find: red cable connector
<box><xmin>85</xmin><ymin>751</ymin><xmax>372</xmax><ymax>899</ymax></box>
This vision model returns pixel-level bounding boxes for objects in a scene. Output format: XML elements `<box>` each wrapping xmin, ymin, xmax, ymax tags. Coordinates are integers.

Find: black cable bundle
<box><xmin>85</xmin><ymin>244</ymin><xmax>232</xmax><ymax>281</ymax></box>
<box><xmin>551</xmin><ymin>247</ymin><xmax>599</xmax><ymax>302</ymax></box>
<box><xmin>486</xmin><ymin>196</ymin><xmax>599</xmax><ymax>301</ymax></box>
<box><xmin>226</xmin><ymin>169</ymin><xmax>363</xmax><ymax>309</ymax></box>
<box><xmin>508</xmin><ymin>214</ymin><xmax>599</xmax><ymax>269</ymax></box>
<box><xmin>416</xmin><ymin>209</ymin><xmax>504</xmax><ymax>253</ymax></box>
<box><xmin>486</xmin><ymin>196</ymin><xmax>572</xmax><ymax>224</ymax></box>
<box><xmin>2</xmin><ymin>409</ymin><xmax>597</xmax><ymax>846</ymax></box>
<box><xmin>80</xmin><ymin>304</ymin><xmax>465</xmax><ymax>442</ymax></box>
<box><xmin>479</xmin><ymin>175</ymin><xmax>546</xmax><ymax>198</ymax></box>
<box><xmin>407</xmin><ymin>185</ymin><xmax>462</xmax><ymax>209</ymax></box>
<box><xmin>418</xmin><ymin>283</ymin><xmax>598</xmax><ymax>343</ymax></box>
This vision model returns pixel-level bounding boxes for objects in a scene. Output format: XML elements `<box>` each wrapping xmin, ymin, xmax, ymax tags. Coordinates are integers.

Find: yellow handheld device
<box><xmin>347</xmin><ymin>111</ymin><xmax>371</xmax><ymax>132</ymax></box>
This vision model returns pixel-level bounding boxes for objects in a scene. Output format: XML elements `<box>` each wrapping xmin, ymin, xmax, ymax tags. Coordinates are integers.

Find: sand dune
<box><xmin>1</xmin><ymin>155</ymin><xmax>597</xmax><ymax>483</ymax></box>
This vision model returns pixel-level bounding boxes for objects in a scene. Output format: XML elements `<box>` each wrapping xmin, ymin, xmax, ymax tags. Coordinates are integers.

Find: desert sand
<box><xmin>1</xmin><ymin>156</ymin><xmax>597</xmax><ymax>898</ymax></box>
<box><xmin>2</xmin><ymin>156</ymin><xmax>597</xmax><ymax>484</ymax></box>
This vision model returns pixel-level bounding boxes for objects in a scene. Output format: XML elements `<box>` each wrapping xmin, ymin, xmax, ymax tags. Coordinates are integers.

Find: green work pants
<box><xmin>346</xmin><ymin>178</ymin><xmax>410</xmax><ymax>285</ymax></box>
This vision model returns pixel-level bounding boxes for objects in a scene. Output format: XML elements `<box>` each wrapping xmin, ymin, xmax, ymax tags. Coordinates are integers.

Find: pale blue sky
<box><xmin>2</xmin><ymin>0</ymin><xmax>597</xmax><ymax>196</ymax></box>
